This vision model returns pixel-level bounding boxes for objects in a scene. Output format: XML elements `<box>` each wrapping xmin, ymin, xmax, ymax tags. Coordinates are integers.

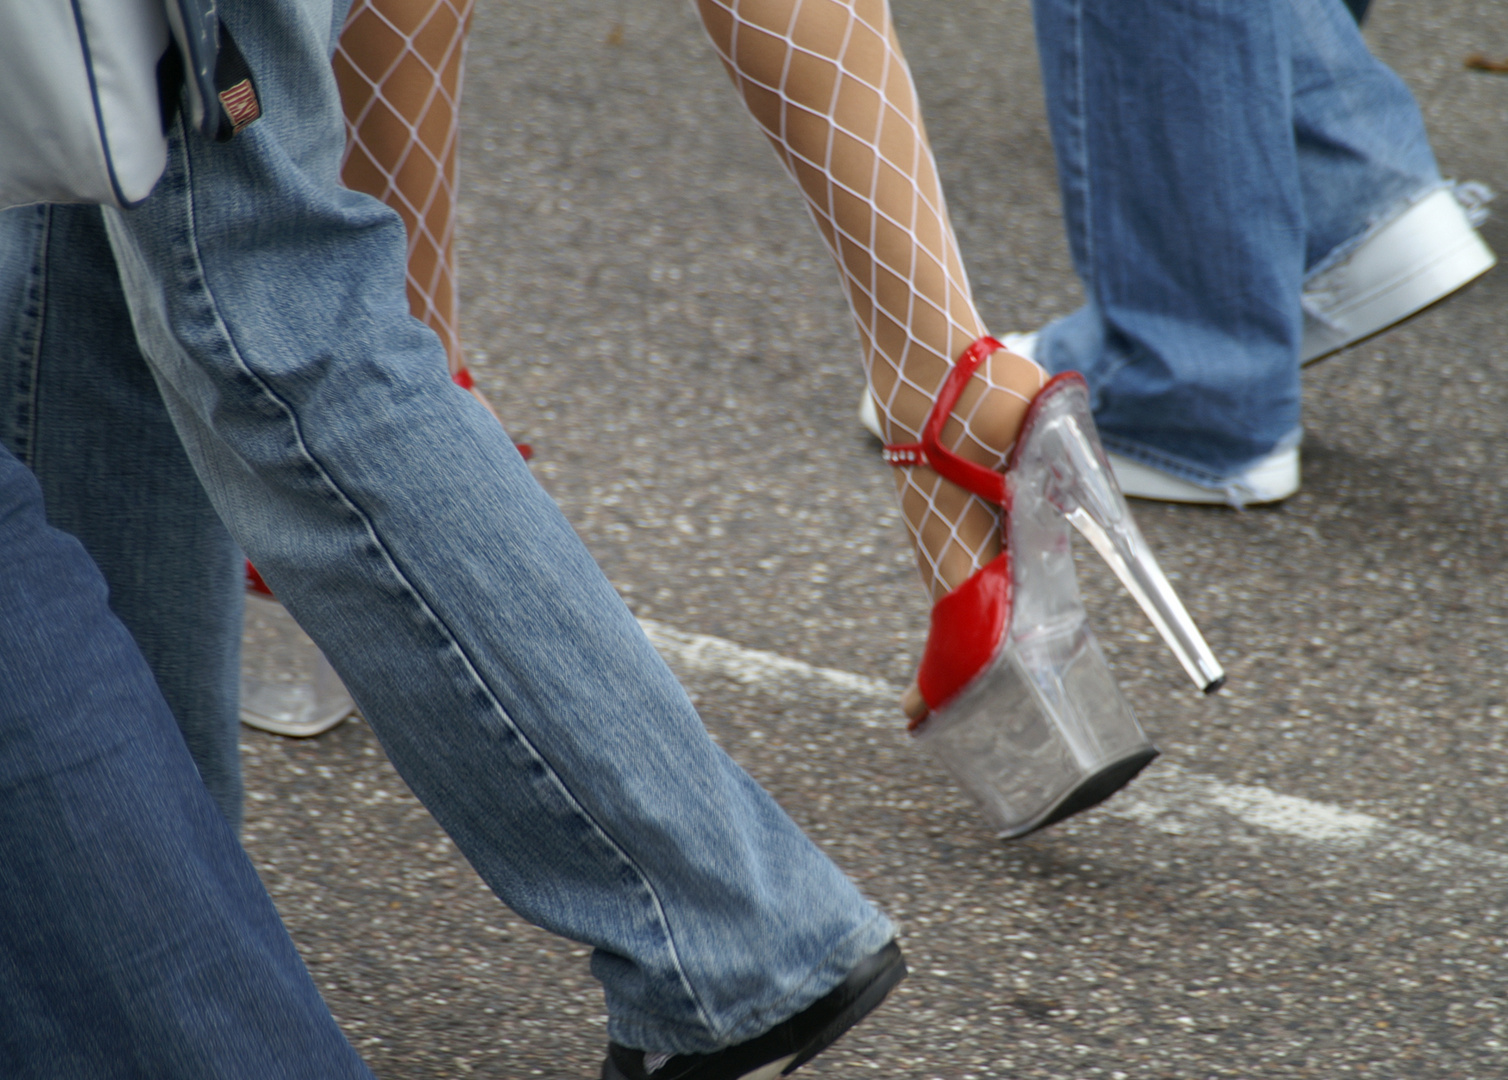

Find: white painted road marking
<box><xmin>639</xmin><ymin>619</ymin><xmax>1508</xmax><ymax>876</ymax></box>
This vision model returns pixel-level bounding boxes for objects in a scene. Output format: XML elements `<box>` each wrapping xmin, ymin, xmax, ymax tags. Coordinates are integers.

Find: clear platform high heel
<box><xmin>240</xmin><ymin>563</ymin><xmax>356</xmax><ymax>738</ymax></box>
<box><xmin>885</xmin><ymin>337</ymin><xmax>1225</xmax><ymax>839</ymax></box>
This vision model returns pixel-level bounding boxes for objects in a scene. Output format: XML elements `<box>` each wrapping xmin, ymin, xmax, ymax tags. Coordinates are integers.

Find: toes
<box><xmin>901</xmin><ymin>681</ymin><xmax>928</xmax><ymax>723</ymax></box>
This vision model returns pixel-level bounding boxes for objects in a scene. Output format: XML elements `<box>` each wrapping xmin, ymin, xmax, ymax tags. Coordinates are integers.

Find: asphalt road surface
<box><xmin>238</xmin><ymin>1</ymin><xmax>1508</xmax><ymax>1076</ymax></box>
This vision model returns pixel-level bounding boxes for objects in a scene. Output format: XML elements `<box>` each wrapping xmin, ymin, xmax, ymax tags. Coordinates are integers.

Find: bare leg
<box><xmin>695</xmin><ymin>0</ymin><xmax>1044</xmax><ymax>714</ymax></box>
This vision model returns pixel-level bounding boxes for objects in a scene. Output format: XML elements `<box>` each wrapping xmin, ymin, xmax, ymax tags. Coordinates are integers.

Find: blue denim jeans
<box><xmin>0</xmin><ymin>446</ymin><xmax>373</xmax><ymax>1078</ymax></box>
<box><xmin>0</xmin><ymin>0</ymin><xmax>890</xmax><ymax>1055</ymax></box>
<box><xmin>0</xmin><ymin>203</ymin><xmax>246</xmax><ymax>826</ymax></box>
<box><xmin>1029</xmin><ymin>0</ymin><xmax>1439</xmax><ymax>483</ymax></box>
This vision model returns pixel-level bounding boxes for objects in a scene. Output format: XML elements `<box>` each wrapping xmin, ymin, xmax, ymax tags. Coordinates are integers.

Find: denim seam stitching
<box><xmin>164</xmin><ymin>123</ymin><xmax>717</xmax><ymax>1040</ymax></box>
<box><xmin>11</xmin><ymin>206</ymin><xmax>50</xmax><ymax>468</ymax></box>
<box><xmin>1069</xmin><ymin>0</ymin><xmax>1091</xmax><ymax>292</ymax></box>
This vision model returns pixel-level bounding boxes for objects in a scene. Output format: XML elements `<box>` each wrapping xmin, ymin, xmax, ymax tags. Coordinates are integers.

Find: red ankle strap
<box><xmin>882</xmin><ymin>336</ymin><xmax>1008</xmax><ymax>506</ymax></box>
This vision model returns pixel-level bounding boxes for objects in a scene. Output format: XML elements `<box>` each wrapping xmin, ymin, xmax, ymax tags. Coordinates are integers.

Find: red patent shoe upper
<box><xmin>911</xmin><ymin>554</ymin><xmax>1012</xmax><ymax>729</ymax></box>
<box><xmin>883</xmin><ymin>336</ymin><xmax>1018</xmax><ymax>723</ymax></box>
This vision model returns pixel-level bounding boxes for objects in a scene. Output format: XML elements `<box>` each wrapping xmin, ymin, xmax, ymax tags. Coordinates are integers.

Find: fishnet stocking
<box><xmin>334</xmin><ymin>0</ymin><xmax>472</xmax><ymax>377</ymax></box>
<box><xmin>696</xmin><ymin>0</ymin><xmax>1047</xmax><ymax>604</ymax></box>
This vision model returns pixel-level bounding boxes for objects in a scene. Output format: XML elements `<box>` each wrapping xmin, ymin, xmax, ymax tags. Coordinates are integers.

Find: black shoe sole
<box><xmin>783</xmin><ymin>942</ymin><xmax>906</xmax><ymax>1074</ymax></box>
<box><xmin>602</xmin><ymin>941</ymin><xmax>907</xmax><ymax>1080</ymax></box>
<box><xmin>997</xmin><ymin>748</ymin><xmax>1158</xmax><ymax>841</ymax></box>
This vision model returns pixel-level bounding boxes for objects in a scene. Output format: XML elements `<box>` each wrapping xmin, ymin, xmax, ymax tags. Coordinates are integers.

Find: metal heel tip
<box><xmin>1202</xmin><ymin>675</ymin><xmax>1226</xmax><ymax>696</ymax></box>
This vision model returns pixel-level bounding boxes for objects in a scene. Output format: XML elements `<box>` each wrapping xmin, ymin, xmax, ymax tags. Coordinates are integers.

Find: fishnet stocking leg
<box><xmin>335</xmin><ymin>0</ymin><xmax>498</xmax><ymax>414</ymax></box>
<box><xmin>696</xmin><ymin>0</ymin><xmax>1047</xmax><ymax>609</ymax></box>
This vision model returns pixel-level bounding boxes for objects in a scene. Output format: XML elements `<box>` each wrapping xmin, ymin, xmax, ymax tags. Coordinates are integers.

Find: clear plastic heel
<box><xmin>241</xmin><ymin>589</ymin><xmax>355</xmax><ymax>738</ymax></box>
<box><xmin>912</xmin><ymin>375</ymin><xmax>1222</xmax><ymax>838</ymax></box>
<box><xmin>1018</xmin><ymin>380</ymin><xmax>1225</xmax><ymax>694</ymax></box>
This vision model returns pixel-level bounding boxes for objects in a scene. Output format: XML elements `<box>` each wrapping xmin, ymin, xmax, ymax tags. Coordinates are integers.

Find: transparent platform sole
<box><xmin>240</xmin><ymin>590</ymin><xmax>355</xmax><ymax>738</ymax></box>
<box><xmin>913</xmin><ymin>616</ymin><xmax>1155</xmax><ymax>838</ymax></box>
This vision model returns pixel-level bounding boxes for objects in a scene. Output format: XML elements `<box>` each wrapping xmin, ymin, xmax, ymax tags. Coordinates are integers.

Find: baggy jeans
<box><xmin>0</xmin><ymin>445</ymin><xmax>374</xmax><ymax>1079</ymax></box>
<box><xmin>0</xmin><ymin>0</ymin><xmax>891</xmax><ymax>1055</ymax></box>
<box><xmin>1028</xmin><ymin>0</ymin><xmax>1440</xmax><ymax>482</ymax></box>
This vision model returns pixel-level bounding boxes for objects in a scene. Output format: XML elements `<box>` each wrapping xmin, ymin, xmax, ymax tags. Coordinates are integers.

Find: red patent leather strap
<box><xmin>245</xmin><ymin>561</ymin><xmax>274</xmax><ymax>597</ymax></box>
<box><xmin>882</xmin><ymin>335</ymin><xmax>1009</xmax><ymax>507</ymax></box>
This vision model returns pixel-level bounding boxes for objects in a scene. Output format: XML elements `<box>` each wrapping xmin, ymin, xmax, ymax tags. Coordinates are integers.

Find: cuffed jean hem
<box><xmin>604</xmin><ymin>915</ymin><xmax>896</xmax><ymax>1054</ymax></box>
<box><xmin>1304</xmin><ymin>180</ymin><xmax>1452</xmax><ymax>281</ymax></box>
<box><xmin>1100</xmin><ymin>426</ymin><xmax>1303</xmax><ymax>500</ymax></box>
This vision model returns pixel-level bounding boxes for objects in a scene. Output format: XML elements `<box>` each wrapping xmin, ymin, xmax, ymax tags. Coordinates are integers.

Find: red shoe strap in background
<box><xmin>245</xmin><ymin>561</ymin><xmax>274</xmax><ymax>597</ymax></box>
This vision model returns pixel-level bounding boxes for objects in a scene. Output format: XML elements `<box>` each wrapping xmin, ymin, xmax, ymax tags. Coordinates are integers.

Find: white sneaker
<box><xmin>999</xmin><ymin>330</ymin><xmax>1039</xmax><ymax>358</ymax></box>
<box><xmin>1106</xmin><ymin>445</ymin><xmax>1299</xmax><ymax>507</ymax></box>
<box><xmin>857</xmin><ymin>386</ymin><xmax>884</xmax><ymax>439</ymax></box>
<box><xmin>1301</xmin><ymin>184</ymin><xmax>1496</xmax><ymax>363</ymax></box>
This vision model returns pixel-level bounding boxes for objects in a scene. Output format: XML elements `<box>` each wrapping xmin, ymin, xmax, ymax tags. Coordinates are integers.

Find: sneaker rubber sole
<box><xmin>1302</xmin><ymin>185</ymin><xmax>1496</xmax><ymax>364</ymax></box>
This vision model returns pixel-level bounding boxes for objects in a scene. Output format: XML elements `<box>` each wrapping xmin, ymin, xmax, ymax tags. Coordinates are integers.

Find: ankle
<box><xmin>882</xmin><ymin>341</ymin><xmax>1046</xmax><ymax>603</ymax></box>
<box><xmin>935</xmin><ymin>347</ymin><xmax>1042</xmax><ymax>467</ymax></box>
<box><xmin>873</xmin><ymin>345</ymin><xmax>1044</xmax><ymax>459</ymax></box>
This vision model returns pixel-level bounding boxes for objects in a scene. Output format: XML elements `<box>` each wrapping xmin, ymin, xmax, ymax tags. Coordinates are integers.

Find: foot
<box><xmin>600</xmin><ymin>941</ymin><xmax>906</xmax><ymax>1080</ymax></box>
<box><xmin>900</xmin><ymin>682</ymin><xmax>928</xmax><ymax>723</ymax></box>
<box><xmin>858</xmin><ymin>331</ymin><xmax>1039</xmax><ymax>442</ymax></box>
<box><xmin>871</xmin><ymin>342</ymin><xmax>1045</xmax><ymax>724</ymax></box>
